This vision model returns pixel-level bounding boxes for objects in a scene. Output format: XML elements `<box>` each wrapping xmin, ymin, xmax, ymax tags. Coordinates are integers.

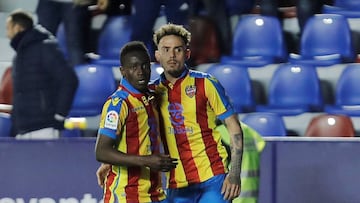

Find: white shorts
<box><xmin>16</xmin><ymin>127</ymin><xmax>60</xmax><ymax>139</ymax></box>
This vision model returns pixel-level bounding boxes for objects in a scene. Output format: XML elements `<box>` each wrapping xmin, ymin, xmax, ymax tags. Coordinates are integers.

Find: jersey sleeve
<box><xmin>205</xmin><ymin>75</ymin><xmax>235</xmax><ymax>120</ymax></box>
<box><xmin>98</xmin><ymin>96</ymin><xmax>128</xmax><ymax>139</ymax></box>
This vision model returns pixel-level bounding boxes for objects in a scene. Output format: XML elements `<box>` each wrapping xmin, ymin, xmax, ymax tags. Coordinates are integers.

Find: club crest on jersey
<box><xmin>185</xmin><ymin>85</ymin><xmax>196</xmax><ymax>98</ymax></box>
<box><xmin>104</xmin><ymin>110</ymin><xmax>118</xmax><ymax>130</ymax></box>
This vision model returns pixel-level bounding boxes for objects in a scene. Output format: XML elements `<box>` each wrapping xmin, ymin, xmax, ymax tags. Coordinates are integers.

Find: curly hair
<box><xmin>153</xmin><ymin>23</ymin><xmax>191</xmax><ymax>48</ymax></box>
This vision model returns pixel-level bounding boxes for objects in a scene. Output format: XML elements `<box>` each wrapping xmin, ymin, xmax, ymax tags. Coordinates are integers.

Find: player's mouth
<box><xmin>138</xmin><ymin>79</ymin><xmax>147</xmax><ymax>84</ymax></box>
<box><xmin>168</xmin><ymin>60</ymin><xmax>177</xmax><ymax>65</ymax></box>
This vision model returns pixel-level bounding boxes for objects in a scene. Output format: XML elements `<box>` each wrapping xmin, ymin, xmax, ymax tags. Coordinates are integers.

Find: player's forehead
<box><xmin>158</xmin><ymin>35</ymin><xmax>185</xmax><ymax>48</ymax></box>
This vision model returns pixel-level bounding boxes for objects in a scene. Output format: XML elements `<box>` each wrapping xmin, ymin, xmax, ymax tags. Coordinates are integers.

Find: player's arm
<box><xmin>221</xmin><ymin>114</ymin><xmax>243</xmax><ymax>200</ymax></box>
<box><xmin>95</xmin><ymin>134</ymin><xmax>177</xmax><ymax>171</ymax></box>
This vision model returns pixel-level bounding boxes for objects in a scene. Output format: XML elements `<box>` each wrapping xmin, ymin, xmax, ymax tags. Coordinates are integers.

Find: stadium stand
<box><xmin>325</xmin><ymin>63</ymin><xmax>360</xmax><ymax>116</ymax></box>
<box><xmin>289</xmin><ymin>14</ymin><xmax>356</xmax><ymax>66</ymax></box>
<box><xmin>69</xmin><ymin>63</ymin><xmax>117</xmax><ymax>117</ymax></box>
<box><xmin>241</xmin><ymin>112</ymin><xmax>287</xmax><ymax>136</ymax></box>
<box><xmin>256</xmin><ymin>63</ymin><xmax>323</xmax><ymax>116</ymax></box>
<box><xmin>206</xmin><ymin>63</ymin><xmax>255</xmax><ymax>113</ymax></box>
<box><xmin>221</xmin><ymin>14</ymin><xmax>288</xmax><ymax>67</ymax></box>
<box><xmin>91</xmin><ymin>15</ymin><xmax>132</xmax><ymax>66</ymax></box>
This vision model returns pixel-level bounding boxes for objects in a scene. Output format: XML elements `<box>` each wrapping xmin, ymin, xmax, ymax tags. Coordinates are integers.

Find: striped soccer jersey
<box><xmin>98</xmin><ymin>79</ymin><xmax>165</xmax><ymax>203</ymax></box>
<box><xmin>151</xmin><ymin>68</ymin><xmax>235</xmax><ymax>189</ymax></box>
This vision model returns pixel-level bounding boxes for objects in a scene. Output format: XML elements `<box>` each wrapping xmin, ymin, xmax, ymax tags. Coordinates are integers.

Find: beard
<box><xmin>167</xmin><ymin>68</ymin><xmax>183</xmax><ymax>78</ymax></box>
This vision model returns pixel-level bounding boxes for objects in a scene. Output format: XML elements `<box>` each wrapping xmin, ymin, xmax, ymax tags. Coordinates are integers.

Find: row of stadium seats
<box><xmin>224</xmin><ymin>13</ymin><xmax>356</xmax><ymax>67</ymax></box>
<box><xmin>69</xmin><ymin>13</ymin><xmax>358</xmax><ymax>69</ymax></box>
<box><xmin>206</xmin><ymin>62</ymin><xmax>360</xmax><ymax>116</ymax></box>
<box><xmin>238</xmin><ymin>112</ymin><xmax>356</xmax><ymax>137</ymax></box>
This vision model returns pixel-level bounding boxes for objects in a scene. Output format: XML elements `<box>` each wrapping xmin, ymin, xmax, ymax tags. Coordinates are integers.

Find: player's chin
<box><xmin>136</xmin><ymin>83</ymin><xmax>149</xmax><ymax>91</ymax></box>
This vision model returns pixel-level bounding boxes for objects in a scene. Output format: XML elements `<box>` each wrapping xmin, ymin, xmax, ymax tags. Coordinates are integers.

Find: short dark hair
<box><xmin>120</xmin><ymin>41</ymin><xmax>150</xmax><ymax>65</ymax></box>
<box><xmin>9</xmin><ymin>9</ymin><xmax>34</xmax><ymax>30</ymax></box>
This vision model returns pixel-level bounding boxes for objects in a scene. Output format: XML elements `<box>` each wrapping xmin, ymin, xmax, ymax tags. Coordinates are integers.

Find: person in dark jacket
<box><xmin>5</xmin><ymin>9</ymin><xmax>79</xmax><ymax>139</ymax></box>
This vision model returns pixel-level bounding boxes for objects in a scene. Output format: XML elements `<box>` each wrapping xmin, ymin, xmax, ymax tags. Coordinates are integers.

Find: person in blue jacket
<box><xmin>6</xmin><ymin>9</ymin><xmax>79</xmax><ymax>138</ymax></box>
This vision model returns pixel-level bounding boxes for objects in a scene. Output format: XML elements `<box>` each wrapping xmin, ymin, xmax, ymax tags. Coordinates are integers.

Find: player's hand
<box><xmin>96</xmin><ymin>163</ymin><xmax>111</xmax><ymax>188</ymax></box>
<box><xmin>145</xmin><ymin>154</ymin><xmax>178</xmax><ymax>172</ymax></box>
<box><xmin>221</xmin><ymin>174</ymin><xmax>241</xmax><ymax>200</ymax></box>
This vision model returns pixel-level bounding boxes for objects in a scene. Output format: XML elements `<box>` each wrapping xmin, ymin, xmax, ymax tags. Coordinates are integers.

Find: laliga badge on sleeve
<box><xmin>105</xmin><ymin>110</ymin><xmax>119</xmax><ymax>130</ymax></box>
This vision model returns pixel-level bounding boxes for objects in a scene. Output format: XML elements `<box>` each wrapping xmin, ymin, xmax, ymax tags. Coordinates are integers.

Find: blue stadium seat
<box><xmin>92</xmin><ymin>15</ymin><xmax>132</xmax><ymax>66</ymax></box>
<box><xmin>221</xmin><ymin>14</ymin><xmax>287</xmax><ymax>67</ymax></box>
<box><xmin>289</xmin><ymin>14</ymin><xmax>356</xmax><ymax>66</ymax></box>
<box><xmin>241</xmin><ymin>112</ymin><xmax>287</xmax><ymax>136</ymax></box>
<box><xmin>256</xmin><ymin>63</ymin><xmax>323</xmax><ymax>116</ymax></box>
<box><xmin>206</xmin><ymin>63</ymin><xmax>255</xmax><ymax>113</ymax></box>
<box><xmin>304</xmin><ymin>114</ymin><xmax>355</xmax><ymax>137</ymax></box>
<box><xmin>323</xmin><ymin>0</ymin><xmax>360</xmax><ymax>18</ymax></box>
<box><xmin>0</xmin><ymin>113</ymin><xmax>11</xmax><ymax>137</ymax></box>
<box><xmin>325</xmin><ymin>64</ymin><xmax>360</xmax><ymax>116</ymax></box>
<box><xmin>69</xmin><ymin>63</ymin><xmax>117</xmax><ymax>117</ymax></box>
<box><xmin>334</xmin><ymin>0</ymin><xmax>360</xmax><ymax>9</ymax></box>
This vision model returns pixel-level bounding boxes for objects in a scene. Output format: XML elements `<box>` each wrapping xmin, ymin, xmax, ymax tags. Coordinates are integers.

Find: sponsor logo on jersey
<box><xmin>105</xmin><ymin>110</ymin><xmax>118</xmax><ymax>130</ymax></box>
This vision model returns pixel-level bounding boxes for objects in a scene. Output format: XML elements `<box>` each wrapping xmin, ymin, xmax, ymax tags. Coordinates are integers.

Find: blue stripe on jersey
<box><xmin>188</xmin><ymin>70</ymin><xmax>235</xmax><ymax>120</ymax></box>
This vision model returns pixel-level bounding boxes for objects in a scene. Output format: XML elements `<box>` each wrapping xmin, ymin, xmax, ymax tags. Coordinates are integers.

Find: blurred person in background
<box><xmin>36</xmin><ymin>0</ymin><xmax>88</xmax><ymax>66</ymax></box>
<box><xmin>216</xmin><ymin>121</ymin><xmax>266</xmax><ymax>203</ymax></box>
<box><xmin>189</xmin><ymin>0</ymin><xmax>233</xmax><ymax>55</ymax></box>
<box><xmin>259</xmin><ymin>0</ymin><xmax>332</xmax><ymax>33</ymax></box>
<box><xmin>6</xmin><ymin>9</ymin><xmax>78</xmax><ymax>138</ymax></box>
<box><xmin>130</xmin><ymin>0</ymin><xmax>189</xmax><ymax>61</ymax></box>
<box><xmin>36</xmin><ymin>0</ymin><xmax>131</xmax><ymax>66</ymax></box>
<box><xmin>259</xmin><ymin>0</ymin><xmax>333</xmax><ymax>53</ymax></box>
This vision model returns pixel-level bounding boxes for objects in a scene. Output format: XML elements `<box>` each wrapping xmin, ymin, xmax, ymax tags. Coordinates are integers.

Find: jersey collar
<box><xmin>159</xmin><ymin>66</ymin><xmax>189</xmax><ymax>84</ymax></box>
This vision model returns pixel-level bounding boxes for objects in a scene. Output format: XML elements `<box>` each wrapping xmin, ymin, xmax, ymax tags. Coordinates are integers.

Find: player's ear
<box><xmin>185</xmin><ymin>49</ymin><xmax>191</xmax><ymax>60</ymax></box>
<box><xmin>155</xmin><ymin>50</ymin><xmax>160</xmax><ymax>62</ymax></box>
<box><xmin>120</xmin><ymin>66</ymin><xmax>126</xmax><ymax>78</ymax></box>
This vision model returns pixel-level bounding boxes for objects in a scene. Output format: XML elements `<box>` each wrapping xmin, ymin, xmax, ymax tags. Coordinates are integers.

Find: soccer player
<box><xmin>150</xmin><ymin>23</ymin><xmax>244</xmax><ymax>202</ymax></box>
<box><xmin>95</xmin><ymin>41</ymin><xmax>177</xmax><ymax>203</ymax></box>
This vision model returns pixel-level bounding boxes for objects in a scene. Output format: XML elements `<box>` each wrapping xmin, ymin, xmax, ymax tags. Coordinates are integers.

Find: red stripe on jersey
<box><xmin>146</xmin><ymin>104</ymin><xmax>161</xmax><ymax>202</ymax></box>
<box><xmin>125</xmin><ymin>102</ymin><xmax>140</xmax><ymax>202</ymax></box>
<box><xmin>170</xmin><ymin>80</ymin><xmax>200</xmax><ymax>184</ymax></box>
<box><xmin>195</xmin><ymin>78</ymin><xmax>226</xmax><ymax>175</ymax></box>
<box><xmin>104</xmin><ymin>167</ymin><xmax>116</xmax><ymax>203</ymax></box>
<box><xmin>149</xmin><ymin>170</ymin><xmax>161</xmax><ymax>202</ymax></box>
